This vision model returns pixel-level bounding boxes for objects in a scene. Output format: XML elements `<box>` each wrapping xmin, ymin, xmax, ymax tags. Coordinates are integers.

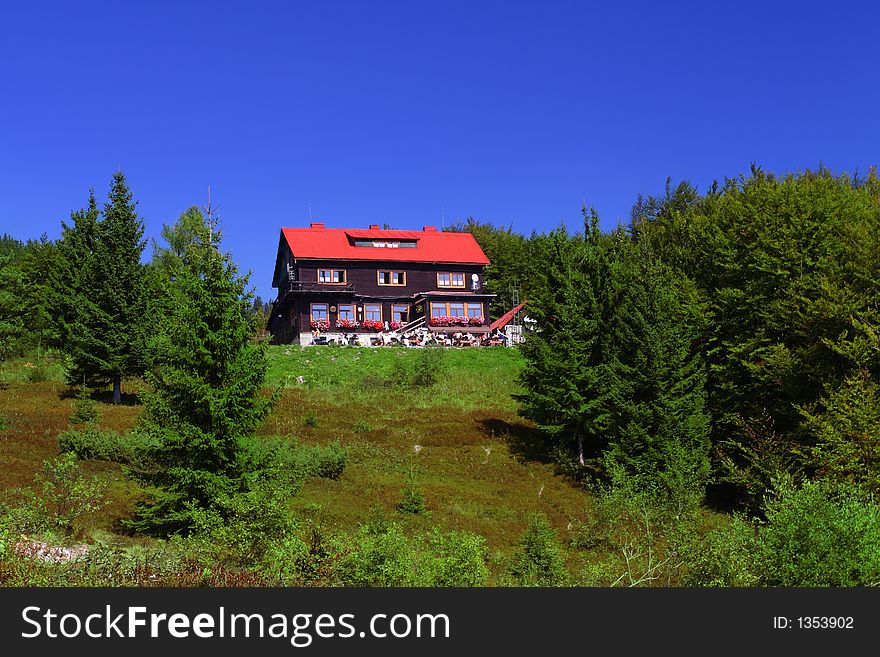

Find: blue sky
<box><xmin>2</xmin><ymin>1</ymin><xmax>879</xmax><ymax>299</ymax></box>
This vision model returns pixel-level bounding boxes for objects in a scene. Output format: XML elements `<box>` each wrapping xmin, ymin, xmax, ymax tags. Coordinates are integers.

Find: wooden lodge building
<box><xmin>268</xmin><ymin>222</ymin><xmax>494</xmax><ymax>345</ymax></box>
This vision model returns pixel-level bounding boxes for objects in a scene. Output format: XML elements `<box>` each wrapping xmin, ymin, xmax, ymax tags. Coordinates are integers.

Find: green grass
<box><xmin>266</xmin><ymin>344</ymin><xmax>524</xmax><ymax>411</ymax></box>
<box><xmin>3</xmin><ymin>344</ymin><xmax>724</xmax><ymax>586</ymax></box>
<box><xmin>0</xmin><ymin>352</ymin><xmax>66</xmax><ymax>384</ymax></box>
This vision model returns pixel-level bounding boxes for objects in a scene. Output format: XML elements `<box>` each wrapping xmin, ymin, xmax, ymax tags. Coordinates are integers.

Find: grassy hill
<box><xmin>0</xmin><ymin>346</ymin><xmax>603</xmax><ymax>584</ymax></box>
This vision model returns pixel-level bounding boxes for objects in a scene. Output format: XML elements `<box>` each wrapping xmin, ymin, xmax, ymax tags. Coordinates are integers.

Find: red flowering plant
<box><xmin>310</xmin><ymin>318</ymin><xmax>330</xmax><ymax>331</ymax></box>
<box><xmin>468</xmin><ymin>316</ymin><xmax>484</xmax><ymax>326</ymax></box>
<box><xmin>389</xmin><ymin>320</ymin><xmax>403</xmax><ymax>331</ymax></box>
<box><xmin>335</xmin><ymin>318</ymin><xmax>360</xmax><ymax>330</ymax></box>
<box><xmin>430</xmin><ymin>316</ymin><xmax>450</xmax><ymax>327</ymax></box>
<box><xmin>361</xmin><ymin>319</ymin><xmax>384</xmax><ymax>331</ymax></box>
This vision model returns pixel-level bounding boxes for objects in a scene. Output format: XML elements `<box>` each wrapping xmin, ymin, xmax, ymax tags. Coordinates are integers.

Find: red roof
<box><xmin>280</xmin><ymin>224</ymin><xmax>490</xmax><ymax>265</ymax></box>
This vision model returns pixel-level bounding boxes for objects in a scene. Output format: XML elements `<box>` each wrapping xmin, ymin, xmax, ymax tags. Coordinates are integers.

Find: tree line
<box><xmin>451</xmin><ymin>165</ymin><xmax>880</xmax><ymax>513</ymax></box>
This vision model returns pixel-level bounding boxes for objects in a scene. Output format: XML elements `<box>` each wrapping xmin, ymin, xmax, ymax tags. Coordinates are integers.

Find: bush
<box><xmin>69</xmin><ymin>386</ymin><xmax>99</xmax><ymax>425</ymax></box>
<box><xmin>753</xmin><ymin>478</ymin><xmax>880</xmax><ymax>586</ymax></box>
<box><xmin>337</xmin><ymin>522</ymin><xmax>418</xmax><ymax>586</ymax></box>
<box><xmin>4</xmin><ymin>453</ymin><xmax>106</xmax><ymax>537</ymax></box>
<box><xmin>286</xmin><ymin>440</ymin><xmax>347</xmax><ymax>480</ymax></box>
<box><xmin>509</xmin><ymin>514</ymin><xmax>568</xmax><ymax>586</ymax></box>
<box><xmin>58</xmin><ymin>426</ymin><xmax>159</xmax><ymax>468</ymax></box>
<box><xmin>337</xmin><ymin>522</ymin><xmax>490</xmax><ymax>587</ymax></box>
<box><xmin>680</xmin><ymin>516</ymin><xmax>758</xmax><ymax>587</ymax></box>
<box><xmin>422</xmin><ymin>529</ymin><xmax>489</xmax><ymax>587</ymax></box>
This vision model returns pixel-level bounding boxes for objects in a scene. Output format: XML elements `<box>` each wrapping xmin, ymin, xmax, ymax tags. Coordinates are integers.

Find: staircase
<box><xmin>398</xmin><ymin>315</ymin><xmax>426</xmax><ymax>334</ymax></box>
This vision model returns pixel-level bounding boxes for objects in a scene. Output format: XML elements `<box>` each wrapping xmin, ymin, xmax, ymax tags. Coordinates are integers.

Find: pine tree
<box><xmin>127</xmin><ymin>213</ymin><xmax>274</xmax><ymax>535</ymax></box>
<box><xmin>602</xmin><ymin>250</ymin><xmax>711</xmax><ymax>508</ymax></box>
<box><xmin>518</xmin><ymin>210</ymin><xmax>710</xmax><ymax>506</ymax></box>
<box><xmin>61</xmin><ymin>173</ymin><xmax>147</xmax><ymax>402</ymax></box>
<box><xmin>49</xmin><ymin>193</ymin><xmax>100</xmax><ymax>355</ymax></box>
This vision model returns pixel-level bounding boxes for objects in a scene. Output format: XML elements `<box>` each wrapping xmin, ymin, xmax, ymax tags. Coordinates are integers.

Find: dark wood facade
<box><xmin>268</xmin><ymin>230</ymin><xmax>493</xmax><ymax>345</ymax></box>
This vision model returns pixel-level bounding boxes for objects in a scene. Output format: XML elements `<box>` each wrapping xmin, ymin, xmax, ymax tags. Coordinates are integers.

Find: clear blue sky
<box><xmin>2</xmin><ymin>1</ymin><xmax>879</xmax><ymax>299</ymax></box>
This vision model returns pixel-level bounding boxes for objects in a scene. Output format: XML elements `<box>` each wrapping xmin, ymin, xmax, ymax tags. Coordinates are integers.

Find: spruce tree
<box><xmin>62</xmin><ymin>173</ymin><xmax>147</xmax><ymax>402</ymax></box>
<box><xmin>518</xmin><ymin>210</ymin><xmax>710</xmax><ymax>506</ymax></box>
<box><xmin>50</xmin><ymin>192</ymin><xmax>99</xmax><ymax>355</ymax></box>
<box><xmin>128</xmin><ymin>214</ymin><xmax>274</xmax><ymax>535</ymax></box>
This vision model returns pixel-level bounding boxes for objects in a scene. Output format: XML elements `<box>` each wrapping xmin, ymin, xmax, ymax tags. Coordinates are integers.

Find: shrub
<box><xmin>422</xmin><ymin>529</ymin><xmax>489</xmax><ymax>587</ymax></box>
<box><xmin>397</xmin><ymin>470</ymin><xmax>428</xmax><ymax>516</ymax></box>
<box><xmin>753</xmin><ymin>478</ymin><xmax>880</xmax><ymax>586</ymax></box>
<box><xmin>337</xmin><ymin>522</ymin><xmax>490</xmax><ymax>587</ymax></box>
<box><xmin>58</xmin><ymin>426</ymin><xmax>158</xmax><ymax>468</ymax></box>
<box><xmin>509</xmin><ymin>514</ymin><xmax>568</xmax><ymax>586</ymax></box>
<box><xmin>337</xmin><ymin>522</ymin><xmax>418</xmax><ymax>586</ymax></box>
<box><xmin>27</xmin><ymin>362</ymin><xmax>48</xmax><ymax>382</ymax></box>
<box><xmin>302</xmin><ymin>410</ymin><xmax>318</xmax><ymax>428</ymax></box>
<box><xmin>680</xmin><ymin>516</ymin><xmax>758</xmax><ymax>587</ymax></box>
<box><xmin>4</xmin><ymin>453</ymin><xmax>106</xmax><ymax>536</ymax></box>
<box><xmin>69</xmin><ymin>386</ymin><xmax>99</xmax><ymax>425</ymax></box>
<box><xmin>287</xmin><ymin>440</ymin><xmax>347</xmax><ymax>480</ymax></box>
<box><xmin>353</xmin><ymin>419</ymin><xmax>372</xmax><ymax>434</ymax></box>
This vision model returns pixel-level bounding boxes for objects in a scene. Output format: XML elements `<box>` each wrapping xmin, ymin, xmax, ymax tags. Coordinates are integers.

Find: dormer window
<box><xmin>353</xmin><ymin>239</ymin><xmax>417</xmax><ymax>248</ymax></box>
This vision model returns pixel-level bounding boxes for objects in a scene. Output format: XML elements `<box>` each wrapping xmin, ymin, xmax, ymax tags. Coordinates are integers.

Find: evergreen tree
<box><xmin>50</xmin><ymin>192</ymin><xmax>100</xmax><ymax>355</ymax></box>
<box><xmin>0</xmin><ymin>251</ymin><xmax>27</xmax><ymax>360</ymax></box>
<box><xmin>61</xmin><ymin>173</ymin><xmax>147</xmax><ymax>402</ymax></box>
<box><xmin>518</xmin><ymin>209</ymin><xmax>710</xmax><ymax>505</ymax></box>
<box><xmin>128</xmin><ymin>213</ymin><xmax>274</xmax><ymax>535</ymax></box>
<box><xmin>517</xmin><ymin>212</ymin><xmax>611</xmax><ymax>467</ymax></box>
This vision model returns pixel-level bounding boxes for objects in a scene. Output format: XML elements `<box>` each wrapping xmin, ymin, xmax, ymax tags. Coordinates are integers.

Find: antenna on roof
<box><xmin>308</xmin><ymin>202</ymin><xmax>312</xmax><ymax>222</ymax></box>
<box><xmin>441</xmin><ymin>207</ymin><xmax>445</xmax><ymax>230</ymax></box>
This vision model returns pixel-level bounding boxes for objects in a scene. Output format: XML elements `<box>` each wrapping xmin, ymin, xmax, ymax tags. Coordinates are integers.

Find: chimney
<box><xmin>423</xmin><ymin>225</ymin><xmax>437</xmax><ymax>232</ymax></box>
<box><xmin>369</xmin><ymin>224</ymin><xmax>380</xmax><ymax>230</ymax></box>
<box><xmin>310</xmin><ymin>222</ymin><xmax>325</xmax><ymax>230</ymax></box>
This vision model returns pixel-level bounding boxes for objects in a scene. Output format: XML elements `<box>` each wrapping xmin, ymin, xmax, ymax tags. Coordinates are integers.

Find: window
<box><xmin>392</xmin><ymin>304</ymin><xmax>409</xmax><ymax>323</ymax></box>
<box><xmin>354</xmin><ymin>239</ymin><xmax>417</xmax><ymax>248</ymax></box>
<box><xmin>318</xmin><ymin>269</ymin><xmax>346</xmax><ymax>283</ymax></box>
<box><xmin>338</xmin><ymin>304</ymin><xmax>355</xmax><ymax>320</ymax></box>
<box><xmin>430</xmin><ymin>301</ymin><xmax>484</xmax><ymax>320</ymax></box>
<box><xmin>377</xmin><ymin>270</ymin><xmax>406</xmax><ymax>286</ymax></box>
<box><xmin>364</xmin><ymin>304</ymin><xmax>382</xmax><ymax>322</ymax></box>
<box><xmin>310</xmin><ymin>303</ymin><xmax>328</xmax><ymax>321</ymax></box>
<box><xmin>437</xmin><ymin>272</ymin><xmax>465</xmax><ymax>288</ymax></box>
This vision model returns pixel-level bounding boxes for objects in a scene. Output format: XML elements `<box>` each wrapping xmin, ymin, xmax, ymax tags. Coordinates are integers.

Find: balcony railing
<box><xmin>282</xmin><ymin>281</ymin><xmax>355</xmax><ymax>294</ymax></box>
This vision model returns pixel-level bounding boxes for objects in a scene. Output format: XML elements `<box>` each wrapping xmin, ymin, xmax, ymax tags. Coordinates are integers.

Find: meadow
<box><xmin>0</xmin><ymin>346</ymin><xmax>607</xmax><ymax>584</ymax></box>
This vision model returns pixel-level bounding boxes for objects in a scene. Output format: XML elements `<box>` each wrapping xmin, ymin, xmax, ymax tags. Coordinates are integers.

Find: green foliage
<box><xmin>69</xmin><ymin>386</ymin><xmax>99</xmax><ymax>425</ymax></box>
<box><xmin>754</xmin><ymin>478</ymin><xmax>880</xmax><ymax>586</ymax></box>
<box><xmin>637</xmin><ymin>167</ymin><xmax>880</xmax><ymax>506</ymax></box>
<box><xmin>680</xmin><ymin>516</ymin><xmax>758</xmax><ymax>587</ymax></box>
<box><xmin>127</xmin><ymin>211</ymin><xmax>275</xmax><ymax>536</ymax></box>
<box><xmin>397</xmin><ymin>476</ymin><xmax>428</xmax><ymax>516</ymax></box>
<box><xmin>302</xmin><ymin>410</ymin><xmax>318</xmax><ymax>428</ymax></box>
<box><xmin>286</xmin><ymin>440</ymin><xmax>347</xmax><ymax>480</ymax></box>
<box><xmin>0</xmin><ymin>251</ymin><xmax>27</xmax><ymax>360</ymax></box>
<box><xmin>54</xmin><ymin>174</ymin><xmax>148</xmax><ymax>401</ymax></box>
<box><xmin>58</xmin><ymin>426</ymin><xmax>158</xmax><ymax>468</ymax></box>
<box><xmin>799</xmin><ymin>370</ymin><xmax>880</xmax><ymax>492</ymax></box>
<box><xmin>517</xmin><ymin>211</ymin><xmax>710</xmax><ymax>506</ymax></box>
<box><xmin>186</xmin><ymin>475</ymin><xmax>299</xmax><ymax>567</ymax></box>
<box><xmin>336</xmin><ymin>522</ymin><xmax>489</xmax><ymax>587</ymax></box>
<box><xmin>5</xmin><ymin>453</ymin><xmax>106</xmax><ymax>536</ymax></box>
<box><xmin>445</xmin><ymin>217</ymin><xmax>539</xmax><ymax>319</ymax></box>
<box><xmin>508</xmin><ymin>514</ymin><xmax>568</xmax><ymax>586</ymax></box>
